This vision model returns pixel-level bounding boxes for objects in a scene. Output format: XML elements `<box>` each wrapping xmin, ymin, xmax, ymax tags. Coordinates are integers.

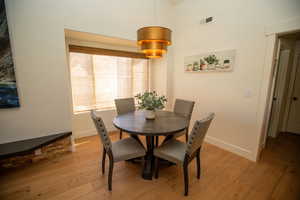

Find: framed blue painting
<box><xmin>0</xmin><ymin>0</ymin><xmax>19</xmax><ymax>108</ymax></box>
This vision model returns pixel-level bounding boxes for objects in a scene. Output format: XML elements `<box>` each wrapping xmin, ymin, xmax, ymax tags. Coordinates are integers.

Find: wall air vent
<box><xmin>200</xmin><ymin>17</ymin><xmax>214</xmax><ymax>24</ymax></box>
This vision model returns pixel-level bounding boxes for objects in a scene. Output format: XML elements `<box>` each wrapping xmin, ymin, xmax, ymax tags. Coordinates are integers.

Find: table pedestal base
<box><xmin>142</xmin><ymin>136</ymin><xmax>154</xmax><ymax>180</ymax></box>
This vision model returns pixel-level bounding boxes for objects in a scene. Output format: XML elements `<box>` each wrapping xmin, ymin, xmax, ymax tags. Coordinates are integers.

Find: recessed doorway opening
<box><xmin>262</xmin><ymin>30</ymin><xmax>300</xmax><ymax>163</ymax></box>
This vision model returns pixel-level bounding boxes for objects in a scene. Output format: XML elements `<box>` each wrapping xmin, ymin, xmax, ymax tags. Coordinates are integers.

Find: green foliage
<box><xmin>204</xmin><ymin>54</ymin><xmax>219</xmax><ymax>65</ymax></box>
<box><xmin>193</xmin><ymin>61</ymin><xmax>199</xmax><ymax>71</ymax></box>
<box><xmin>135</xmin><ymin>91</ymin><xmax>167</xmax><ymax>111</ymax></box>
<box><xmin>200</xmin><ymin>59</ymin><xmax>205</xmax><ymax>65</ymax></box>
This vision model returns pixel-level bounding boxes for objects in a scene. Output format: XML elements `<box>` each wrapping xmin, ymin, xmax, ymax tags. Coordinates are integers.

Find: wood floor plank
<box><xmin>270</xmin><ymin>166</ymin><xmax>300</xmax><ymax>200</ymax></box>
<box><xmin>1</xmin><ymin>132</ymin><xmax>299</xmax><ymax>200</ymax></box>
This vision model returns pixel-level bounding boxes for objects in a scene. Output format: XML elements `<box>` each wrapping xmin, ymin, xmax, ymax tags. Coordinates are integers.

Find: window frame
<box><xmin>68</xmin><ymin>46</ymin><xmax>150</xmax><ymax>114</ymax></box>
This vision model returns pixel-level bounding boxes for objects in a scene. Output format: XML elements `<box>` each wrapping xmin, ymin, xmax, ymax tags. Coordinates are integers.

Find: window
<box><xmin>69</xmin><ymin>50</ymin><xmax>149</xmax><ymax>113</ymax></box>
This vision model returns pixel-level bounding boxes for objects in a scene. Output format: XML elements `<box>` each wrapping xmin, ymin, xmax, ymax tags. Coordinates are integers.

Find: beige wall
<box><xmin>2</xmin><ymin>0</ymin><xmax>300</xmax><ymax>162</ymax></box>
<box><xmin>151</xmin><ymin>48</ymin><xmax>175</xmax><ymax>109</ymax></box>
<box><xmin>0</xmin><ymin>0</ymin><xmax>173</xmax><ymax>143</ymax></box>
<box><xmin>172</xmin><ymin>0</ymin><xmax>300</xmax><ymax>161</ymax></box>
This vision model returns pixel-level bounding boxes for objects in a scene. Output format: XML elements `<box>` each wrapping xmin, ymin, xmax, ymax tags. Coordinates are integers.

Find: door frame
<box><xmin>258</xmin><ymin>35</ymin><xmax>280</xmax><ymax>148</ymax></box>
<box><xmin>255</xmin><ymin>16</ymin><xmax>300</xmax><ymax>161</ymax></box>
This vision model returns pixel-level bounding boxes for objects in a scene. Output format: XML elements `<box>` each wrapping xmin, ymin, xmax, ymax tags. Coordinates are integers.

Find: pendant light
<box><xmin>137</xmin><ymin>0</ymin><xmax>172</xmax><ymax>58</ymax></box>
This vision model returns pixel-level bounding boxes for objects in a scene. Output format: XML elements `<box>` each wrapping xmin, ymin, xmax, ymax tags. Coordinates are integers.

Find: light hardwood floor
<box><xmin>0</xmin><ymin>132</ymin><xmax>299</xmax><ymax>200</ymax></box>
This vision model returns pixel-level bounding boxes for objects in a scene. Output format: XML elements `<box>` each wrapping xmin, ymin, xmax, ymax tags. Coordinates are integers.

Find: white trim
<box><xmin>70</xmin><ymin>135</ymin><xmax>76</xmax><ymax>152</ymax></box>
<box><xmin>73</xmin><ymin>108</ymin><xmax>116</xmax><ymax>115</ymax></box>
<box><xmin>256</xmin><ymin>34</ymin><xmax>278</xmax><ymax>151</ymax></box>
<box><xmin>74</xmin><ymin>128</ymin><xmax>256</xmax><ymax>160</ymax></box>
<box><xmin>74</xmin><ymin>129</ymin><xmax>97</xmax><ymax>139</ymax></box>
<box><xmin>205</xmin><ymin>136</ymin><xmax>255</xmax><ymax>162</ymax></box>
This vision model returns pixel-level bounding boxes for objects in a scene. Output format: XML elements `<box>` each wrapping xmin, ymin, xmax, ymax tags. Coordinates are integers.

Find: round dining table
<box><xmin>113</xmin><ymin>110</ymin><xmax>189</xmax><ymax>180</ymax></box>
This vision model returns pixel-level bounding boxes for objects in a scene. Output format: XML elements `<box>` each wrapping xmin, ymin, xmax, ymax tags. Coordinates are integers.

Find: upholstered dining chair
<box><xmin>173</xmin><ymin>99</ymin><xmax>195</xmax><ymax>141</ymax></box>
<box><xmin>153</xmin><ymin>113</ymin><xmax>215</xmax><ymax>196</ymax></box>
<box><xmin>114</xmin><ymin>98</ymin><xmax>136</xmax><ymax>139</ymax></box>
<box><xmin>91</xmin><ymin>110</ymin><xmax>146</xmax><ymax>191</ymax></box>
<box><xmin>155</xmin><ymin>99</ymin><xmax>195</xmax><ymax>147</ymax></box>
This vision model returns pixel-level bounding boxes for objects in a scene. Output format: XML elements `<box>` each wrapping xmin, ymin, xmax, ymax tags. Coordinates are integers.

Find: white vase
<box><xmin>145</xmin><ymin>110</ymin><xmax>155</xmax><ymax>120</ymax></box>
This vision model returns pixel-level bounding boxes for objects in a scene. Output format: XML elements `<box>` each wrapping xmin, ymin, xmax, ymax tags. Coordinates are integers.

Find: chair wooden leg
<box><xmin>154</xmin><ymin>157</ymin><xmax>159</xmax><ymax>179</ymax></box>
<box><xmin>155</xmin><ymin>136</ymin><xmax>159</xmax><ymax>147</ymax></box>
<box><xmin>102</xmin><ymin>147</ymin><xmax>106</xmax><ymax>174</ymax></box>
<box><xmin>185</xmin><ymin>132</ymin><xmax>188</xmax><ymax>143</ymax></box>
<box><xmin>185</xmin><ymin>128</ymin><xmax>189</xmax><ymax>142</ymax></box>
<box><xmin>119</xmin><ymin>129</ymin><xmax>123</xmax><ymax>139</ymax></box>
<box><xmin>183</xmin><ymin>162</ymin><xmax>189</xmax><ymax>196</ymax></box>
<box><xmin>196</xmin><ymin>149</ymin><xmax>201</xmax><ymax>179</ymax></box>
<box><xmin>108</xmin><ymin>157</ymin><xmax>114</xmax><ymax>191</ymax></box>
<box><xmin>162</xmin><ymin>134</ymin><xmax>174</xmax><ymax>145</ymax></box>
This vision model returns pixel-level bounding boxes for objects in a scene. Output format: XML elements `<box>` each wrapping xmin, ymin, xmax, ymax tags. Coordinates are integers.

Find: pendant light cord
<box><xmin>153</xmin><ymin>0</ymin><xmax>158</xmax><ymax>25</ymax></box>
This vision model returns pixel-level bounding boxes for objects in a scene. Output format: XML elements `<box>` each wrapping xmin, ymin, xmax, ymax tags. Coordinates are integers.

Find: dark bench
<box><xmin>0</xmin><ymin>132</ymin><xmax>72</xmax><ymax>160</ymax></box>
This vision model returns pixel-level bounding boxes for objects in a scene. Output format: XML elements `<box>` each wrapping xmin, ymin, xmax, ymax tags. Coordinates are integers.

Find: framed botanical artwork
<box><xmin>184</xmin><ymin>49</ymin><xmax>236</xmax><ymax>73</ymax></box>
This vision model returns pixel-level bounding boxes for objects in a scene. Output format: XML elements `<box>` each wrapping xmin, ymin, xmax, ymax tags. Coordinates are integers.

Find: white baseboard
<box><xmin>74</xmin><ymin>129</ymin><xmax>257</xmax><ymax>161</ymax></box>
<box><xmin>70</xmin><ymin>135</ymin><xmax>76</xmax><ymax>152</ymax></box>
<box><xmin>74</xmin><ymin>127</ymin><xmax>117</xmax><ymax>139</ymax></box>
<box><xmin>205</xmin><ymin>136</ymin><xmax>256</xmax><ymax>162</ymax></box>
<box><xmin>74</xmin><ymin>129</ymin><xmax>97</xmax><ymax>139</ymax></box>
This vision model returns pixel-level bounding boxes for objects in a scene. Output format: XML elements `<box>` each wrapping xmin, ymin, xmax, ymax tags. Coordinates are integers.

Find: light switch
<box><xmin>244</xmin><ymin>89</ymin><xmax>253</xmax><ymax>98</ymax></box>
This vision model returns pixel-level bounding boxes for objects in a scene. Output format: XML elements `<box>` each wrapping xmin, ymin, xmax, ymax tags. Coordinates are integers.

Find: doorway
<box><xmin>266</xmin><ymin>31</ymin><xmax>300</xmax><ymax>142</ymax></box>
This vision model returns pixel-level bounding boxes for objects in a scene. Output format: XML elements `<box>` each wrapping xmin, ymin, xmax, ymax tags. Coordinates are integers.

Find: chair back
<box><xmin>174</xmin><ymin>99</ymin><xmax>195</xmax><ymax>120</ymax></box>
<box><xmin>186</xmin><ymin>113</ymin><xmax>215</xmax><ymax>156</ymax></box>
<box><xmin>114</xmin><ymin>98</ymin><xmax>135</xmax><ymax>115</ymax></box>
<box><xmin>91</xmin><ymin>110</ymin><xmax>112</xmax><ymax>151</ymax></box>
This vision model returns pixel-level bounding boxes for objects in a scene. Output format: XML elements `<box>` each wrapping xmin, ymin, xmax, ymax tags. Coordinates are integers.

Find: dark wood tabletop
<box><xmin>113</xmin><ymin>110</ymin><xmax>189</xmax><ymax>136</ymax></box>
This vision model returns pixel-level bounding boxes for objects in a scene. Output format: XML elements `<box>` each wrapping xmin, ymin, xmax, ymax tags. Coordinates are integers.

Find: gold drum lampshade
<box><xmin>137</xmin><ymin>26</ymin><xmax>171</xmax><ymax>58</ymax></box>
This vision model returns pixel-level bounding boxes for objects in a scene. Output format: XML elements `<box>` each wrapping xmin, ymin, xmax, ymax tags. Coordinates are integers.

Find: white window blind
<box><xmin>69</xmin><ymin>52</ymin><xmax>149</xmax><ymax>113</ymax></box>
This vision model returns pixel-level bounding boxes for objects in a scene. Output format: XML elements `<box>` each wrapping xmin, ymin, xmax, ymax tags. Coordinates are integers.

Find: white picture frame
<box><xmin>184</xmin><ymin>49</ymin><xmax>236</xmax><ymax>73</ymax></box>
